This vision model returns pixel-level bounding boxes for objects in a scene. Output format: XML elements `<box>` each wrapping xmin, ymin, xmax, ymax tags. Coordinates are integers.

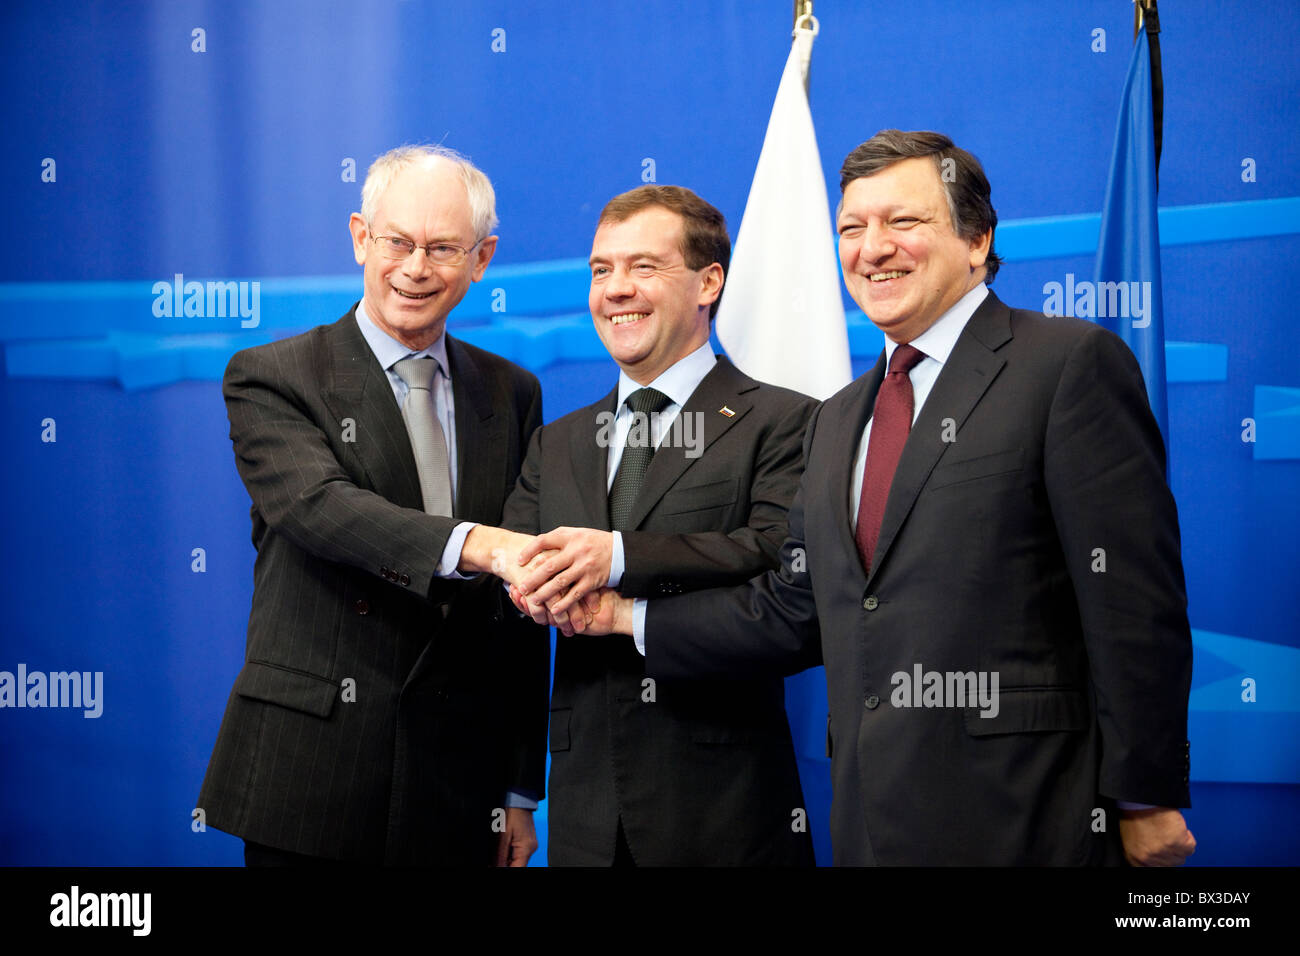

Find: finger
<box><xmin>526</xmin><ymin>572</ymin><xmax>571</xmax><ymax>606</ymax></box>
<box><xmin>514</xmin><ymin>548</ymin><xmax>561</xmax><ymax>592</ymax></box>
<box><xmin>516</xmin><ymin>553</ymin><xmax>562</xmax><ymax>595</ymax></box>
<box><xmin>516</xmin><ymin>536</ymin><xmax>545</xmax><ymax>566</ymax></box>
<box><xmin>549</xmin><ymin>584</ymin><xmax>585</xmax><ymax>616</ymax></box>
<box><xmin>549</xmin><ymin>602</ymin><xmax>571</xmax><ymax>630</ymax></box>
<box><xmin>550</xmin><ymin>604</ymin><xmax>575</xmax><ymax>637</ymax></box>
<box><xmin>519</xmin><ymin>529</ymin><xmax>570</xmax><ymax>566</ymax></box>
<box><xmin>525</xmin><ymin>599</ymin><xmax>550</xmax><ymax>627</ymax></box>
<box><xmin>495</xmin><ymin>830</ymin><xmax>508</xmax><ymax>868</ymax></box>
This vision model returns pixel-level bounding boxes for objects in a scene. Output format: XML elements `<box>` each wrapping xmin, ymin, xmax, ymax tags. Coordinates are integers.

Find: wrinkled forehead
<box><xmin>590</xmin><ymin>206</ymin><xmax>687</xmax><ymax>259</ymax></box>
<box><xmin>837</xmin><ymin>158</ymin><xmax>948</xmax><ymax>221</ymax></box>
<box><xmin>372</xmin><ymin>166</ymin><xmax>474</xmax><ymax>237</ymax></box>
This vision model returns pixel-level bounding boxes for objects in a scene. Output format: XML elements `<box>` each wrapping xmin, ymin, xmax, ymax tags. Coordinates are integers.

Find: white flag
<box><xmin>715</xmin><ymin>25</ymin><xmax>851</xmax><ymax>401</ymax></box>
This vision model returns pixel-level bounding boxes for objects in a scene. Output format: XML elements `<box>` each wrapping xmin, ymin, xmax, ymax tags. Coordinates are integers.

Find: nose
<box><xmin>605</xmin><ymin>265</ymin><xmax>635</xmax><ymax>299</ymax></box>
<box><xmin>857</xmin><ymin>221</ymin><xmax>896</xmax><ymax>264</ymax></box>
<box><xmin>400</xmin><ymin>247</ymin><xmax>434</xmax><ymax>280</ymax></box>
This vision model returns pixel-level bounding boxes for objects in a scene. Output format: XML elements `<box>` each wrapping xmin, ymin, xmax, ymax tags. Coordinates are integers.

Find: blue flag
<box><xmin>1094</xmin><ymin>28</ymin><xmax>1168</xmax><ymax>442</ymax></box>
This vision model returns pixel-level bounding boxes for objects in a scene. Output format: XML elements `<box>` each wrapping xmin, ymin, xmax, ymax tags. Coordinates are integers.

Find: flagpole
<box><xmin>793</xmin><ymin>1</ymin><xmax>814</xmax><ymax>93</ymax></box>
<box><xmin>1094</xmin><ymin>0</ymin><xmax>1170</xmax><ymax>447</ymax></box>
<box><xmin>713</xmin><ymin>2</ymin><xmax>849</xmax><ymax>401</ymax></box>
<box><xmin>1139</xmin><ymin>0</ymin><xmax>1164</xmax><ymax>189</ymax></box>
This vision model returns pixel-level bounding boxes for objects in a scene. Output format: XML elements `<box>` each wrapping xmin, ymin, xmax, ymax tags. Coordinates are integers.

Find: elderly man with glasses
<box><xmin>198</xmin><ymin>145</ymin><xmax>549</xmax><ymax>867</ymax></box>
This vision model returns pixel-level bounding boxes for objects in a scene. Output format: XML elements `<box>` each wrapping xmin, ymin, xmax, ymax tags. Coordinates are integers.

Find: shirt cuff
<box><xmin>607</xmin><ymin>531</ymin><xmax>625</xmax><ymax>588</ymax></box>
<box><xmin>504</xmin><ymin>791</ymin><xmax>538</xmax><ymax>810</ymax></box>
<box><xmin>436</xmin><ymin>521</ymin><xmax>478</xmax><ymax>579</ymax></box>
<box><xmin>1116</xmin><ymin>801</ymin><xmax>1158</xmax><ymax>811</ymax></box>
<box><xmin>632</xmin><ymin>598</ymin><xmax>648</xmax><ymax>656</ymax></box>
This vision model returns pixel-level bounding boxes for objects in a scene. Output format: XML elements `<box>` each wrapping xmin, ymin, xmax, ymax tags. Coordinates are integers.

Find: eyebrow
<box><xmin>589</xmin><ymin>251</ymin><xmax>671</xmax><ymax>265</ymax></box>
<box><xmin>836</xmin><ymin>205</ymin><xmax>931</xmax><ymax>226</ymax></box>
<box><xmin>380</xmin><ymin>225</ymin><xmax>466</xmax><ymax>243</ymax></box>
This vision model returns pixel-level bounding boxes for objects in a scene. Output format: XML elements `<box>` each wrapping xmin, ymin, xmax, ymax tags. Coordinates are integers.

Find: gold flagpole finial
<box><xmin>1134</xmin><ymin>0</ymin><xmax>1154</xmax><ymax>40</ymax></box>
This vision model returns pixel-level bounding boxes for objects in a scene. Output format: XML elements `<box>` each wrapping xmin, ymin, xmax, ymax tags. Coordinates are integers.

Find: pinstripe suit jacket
<box><xmin>198</xmin><ymin>305</ymin><xmax>547</xmax><ymax>864</ymax></box>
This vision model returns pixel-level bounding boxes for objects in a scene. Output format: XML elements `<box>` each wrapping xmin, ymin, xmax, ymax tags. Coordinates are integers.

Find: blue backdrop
<box><xmin>1</xmin><ymin>0</ymin><xmax>1297</xmax><ymax>866</ymax></box>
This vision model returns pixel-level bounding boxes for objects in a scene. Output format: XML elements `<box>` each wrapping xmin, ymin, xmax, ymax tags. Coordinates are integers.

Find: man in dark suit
<box><xmin>577</xmin><ymin>132</ymin><xmax>1196</xmax><ymax>866</ymax></box>
<box><xmin>198</xmin><ymin>145</ymin><xmax>548</xmax><ymax>866</ymax></box>
<box><xmin>469</xmin><ymin>186</ymin><xmax>816</xmax><ymax>865</ymax></box>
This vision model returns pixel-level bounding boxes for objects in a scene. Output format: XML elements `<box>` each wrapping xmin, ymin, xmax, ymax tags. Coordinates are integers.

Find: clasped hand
<box><xmin>508</xmin><ymin>527</ymin><xmax>630</xmax><ymax>635</ymax></box>
<box><xmin>460</xmin><ymin>525</ymin><xmax>627</xmax><ymax>634</ymax></box>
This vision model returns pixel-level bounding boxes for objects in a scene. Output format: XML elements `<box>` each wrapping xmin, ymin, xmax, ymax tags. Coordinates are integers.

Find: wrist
<box><xmin>614</xmin><ymin>595</ymin><xmax>634</xmax><ymax>635</ymax></box>
<box><xmin>460</xmin><ymin>526</ymin><xmax>514</xmax><ymax>575</ymax></box>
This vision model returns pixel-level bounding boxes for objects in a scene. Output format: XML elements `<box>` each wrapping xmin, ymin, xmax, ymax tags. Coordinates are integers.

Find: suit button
<box><xmin>354</xmin><ymin>599</ymin><xmax>370</xmax><ymax>615</ymax></box>
<box><xmin>862</xmin><ymin>595</ymin><xmax>879</xmax><ymax>611</ymax></box>
<box><xmin>864</xmin><ymin>695</ymin><xmax>880</xmax><ymax>709</ymax></box>
<box><xmin>400</xmin><ymin>573</ymin><xmax>410</xmax><ymax>586</ymax></box>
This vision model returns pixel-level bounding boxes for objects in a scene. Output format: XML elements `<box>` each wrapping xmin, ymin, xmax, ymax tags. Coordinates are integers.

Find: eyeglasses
<box><xmin>368</xmin><ymin>228</ymin><xmax>484</xmax><ymax>266</ymax></box>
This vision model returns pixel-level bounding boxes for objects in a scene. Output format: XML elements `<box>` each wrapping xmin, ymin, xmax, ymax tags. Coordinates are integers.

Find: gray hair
<box><xmin>839</xmin><ymin>130</ymin><xmax>1002</xmax><ymax>282</ymax></box>
<box><xmin>360</xmin><ymin>144</ymin><xmax>498</xmax><ymax>239</ymax></box>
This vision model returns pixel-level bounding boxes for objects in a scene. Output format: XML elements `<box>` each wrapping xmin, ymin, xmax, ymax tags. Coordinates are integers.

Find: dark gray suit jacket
<box><xmin>646</xmin><ymin>292</ymin><xmax>1193</xmax><ymax>865</ymax></box>
<box><xmin>503</xmin><ymin>356</ymin><xmax>818</xmax><ymax>865</ymax></box>
<box><xmin>199</xmin><ymin>305</ymin><xmax>548</xmax><ymax>864</ymax></box>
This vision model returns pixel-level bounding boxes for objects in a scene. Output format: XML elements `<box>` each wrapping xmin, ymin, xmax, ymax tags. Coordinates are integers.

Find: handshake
<box><xmin>458</xmin><ymin>525</ymin><xmax>634</xmax><ymax>636</ymax></box>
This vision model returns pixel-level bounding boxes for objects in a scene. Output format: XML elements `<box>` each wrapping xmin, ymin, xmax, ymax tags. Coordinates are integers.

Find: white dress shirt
<box><xmin>603</xmin><ymin>342</ymin><xmax>718</xmax><ymax>585</ymax></box>
<box><xmin>849</xmin><ymin>284</ymin><xmax>988</xmax><ymax>524</ymax></box>
<box><xmin>635</xmin><ymin>285</ymin><xmax>991</xmax><ymax>654</ymax></box>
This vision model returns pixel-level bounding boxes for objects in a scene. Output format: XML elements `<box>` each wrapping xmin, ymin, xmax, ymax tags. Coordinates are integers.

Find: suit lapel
<box><xmin>320</xmin><ymin>307</ymin><xmax>425</xmax><ymax>510</ymax></box>
<box><xmin>624</xmin><ymin>356</ymin><xmax>755</xmax><ymax>531</ymax></box>
<box><xmin>866</xmin><ymin>292</ymin><xmax>1011</xmax><ymax>586</ymax></box>
<box><xmin>570</xmin><ymin>386</ymin><xmax>621</xmax><ymax>529</ymax></box>
<box><xmin>833</xmin><ymin>352</ymin><xmax>888</xmax><ymax>580</ymax></box>
<box><xmin>446</xmin><ymin>335</ymin><xmax>503</xmax><ymax>524</ymax></box>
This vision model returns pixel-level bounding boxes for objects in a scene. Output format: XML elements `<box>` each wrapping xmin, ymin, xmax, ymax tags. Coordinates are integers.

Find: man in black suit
<box><xmin>467</xmin><ymin>186</ymin><xmax>816</xmax><ymax>865</ymax></box>
<box><xmin>577</xmin><ymin>132</ymin><xmax>1196</xmax><ymax>866</ymax></box>
<box><xmin>199</xmin><ymin>145</ymin><xmax>548</xmax><ymax>866</ymax></box>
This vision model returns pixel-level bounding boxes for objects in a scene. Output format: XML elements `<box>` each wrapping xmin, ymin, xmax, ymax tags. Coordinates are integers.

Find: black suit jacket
<box><xmin>198</xmin><ymin>305</ymin><xmax>548</xmax><ymax>864</ymax></box>
<box><xmin>502</xmin><ymin>356</ymin><xmax>817</xmax><ymax>865</ymax></box>
<box><xmin>647</xmin><ymin>292</ymin><xmax>1193</xmax><ymax>865</ymax></box>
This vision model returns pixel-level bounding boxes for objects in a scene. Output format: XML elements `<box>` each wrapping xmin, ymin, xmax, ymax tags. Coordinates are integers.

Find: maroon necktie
<box><xmin>855</xmin><ymin>344</ymin><xmax>926</xmax><ymax>573</ymax></box>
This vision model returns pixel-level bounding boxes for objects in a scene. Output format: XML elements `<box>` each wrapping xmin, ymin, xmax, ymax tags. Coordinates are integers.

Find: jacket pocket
<box><xmin>963</xmin><ymin>686</ymin><xmax>1088</xmax><ymax>736</ymax></box>
<box><xmin>657</xmin><ymin>477</ymin><xmax>739</xmax><ymax>517</ymax></box>
<box><xmin>689</xmin><ymin>724</ymin><xmax>756</xmax><ymax>745</ymax></box>
<box><xmin>235</xmin><ymin>660</ymin><xmax>339</xmax><ymax>718</ymax></box>
<box><xmin>929</xmin><ymin>447</ymin><xmax>1024</xmax><ymax>490</ymax></box>
<box><xmin>548</xmin><ymin>707</ymin><xmax>572</xmax><ymax>753</ymax></box>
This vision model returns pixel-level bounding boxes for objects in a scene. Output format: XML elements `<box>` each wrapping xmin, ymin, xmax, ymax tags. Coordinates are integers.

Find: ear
<box><xmin>696</xmin><ymin>262</ymin><xmax>725</xmax><ymax>308</ymax></box>
<box><xmin>470</xmin><ymin>235</ymin><xmax>498</xmax><ymax>282</ymax></box>
<box><xmin>349</xmin><ymin>213</ymin><xmax>369</xmax><ymax>266</ymax></box>
<box><xmin>967</xmin><ymin>228</ymin><xmax>993</xmax><ymax>270</ymax></box>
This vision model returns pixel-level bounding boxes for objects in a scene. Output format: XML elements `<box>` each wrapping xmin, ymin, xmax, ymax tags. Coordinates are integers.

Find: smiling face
<box><xmin>348</xmin><ymin>159</ymin><xmax>496</xmax><ymax>351</ymax></box>
<box><xmin>588</xmin><ymin>206</ymin><xmax>723</xmax><ymax>384</ymax></box>
<box><xmin>837</xmin><ymin>156</ymin><xmax>991</xmax><ymax>345</ymax></box>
